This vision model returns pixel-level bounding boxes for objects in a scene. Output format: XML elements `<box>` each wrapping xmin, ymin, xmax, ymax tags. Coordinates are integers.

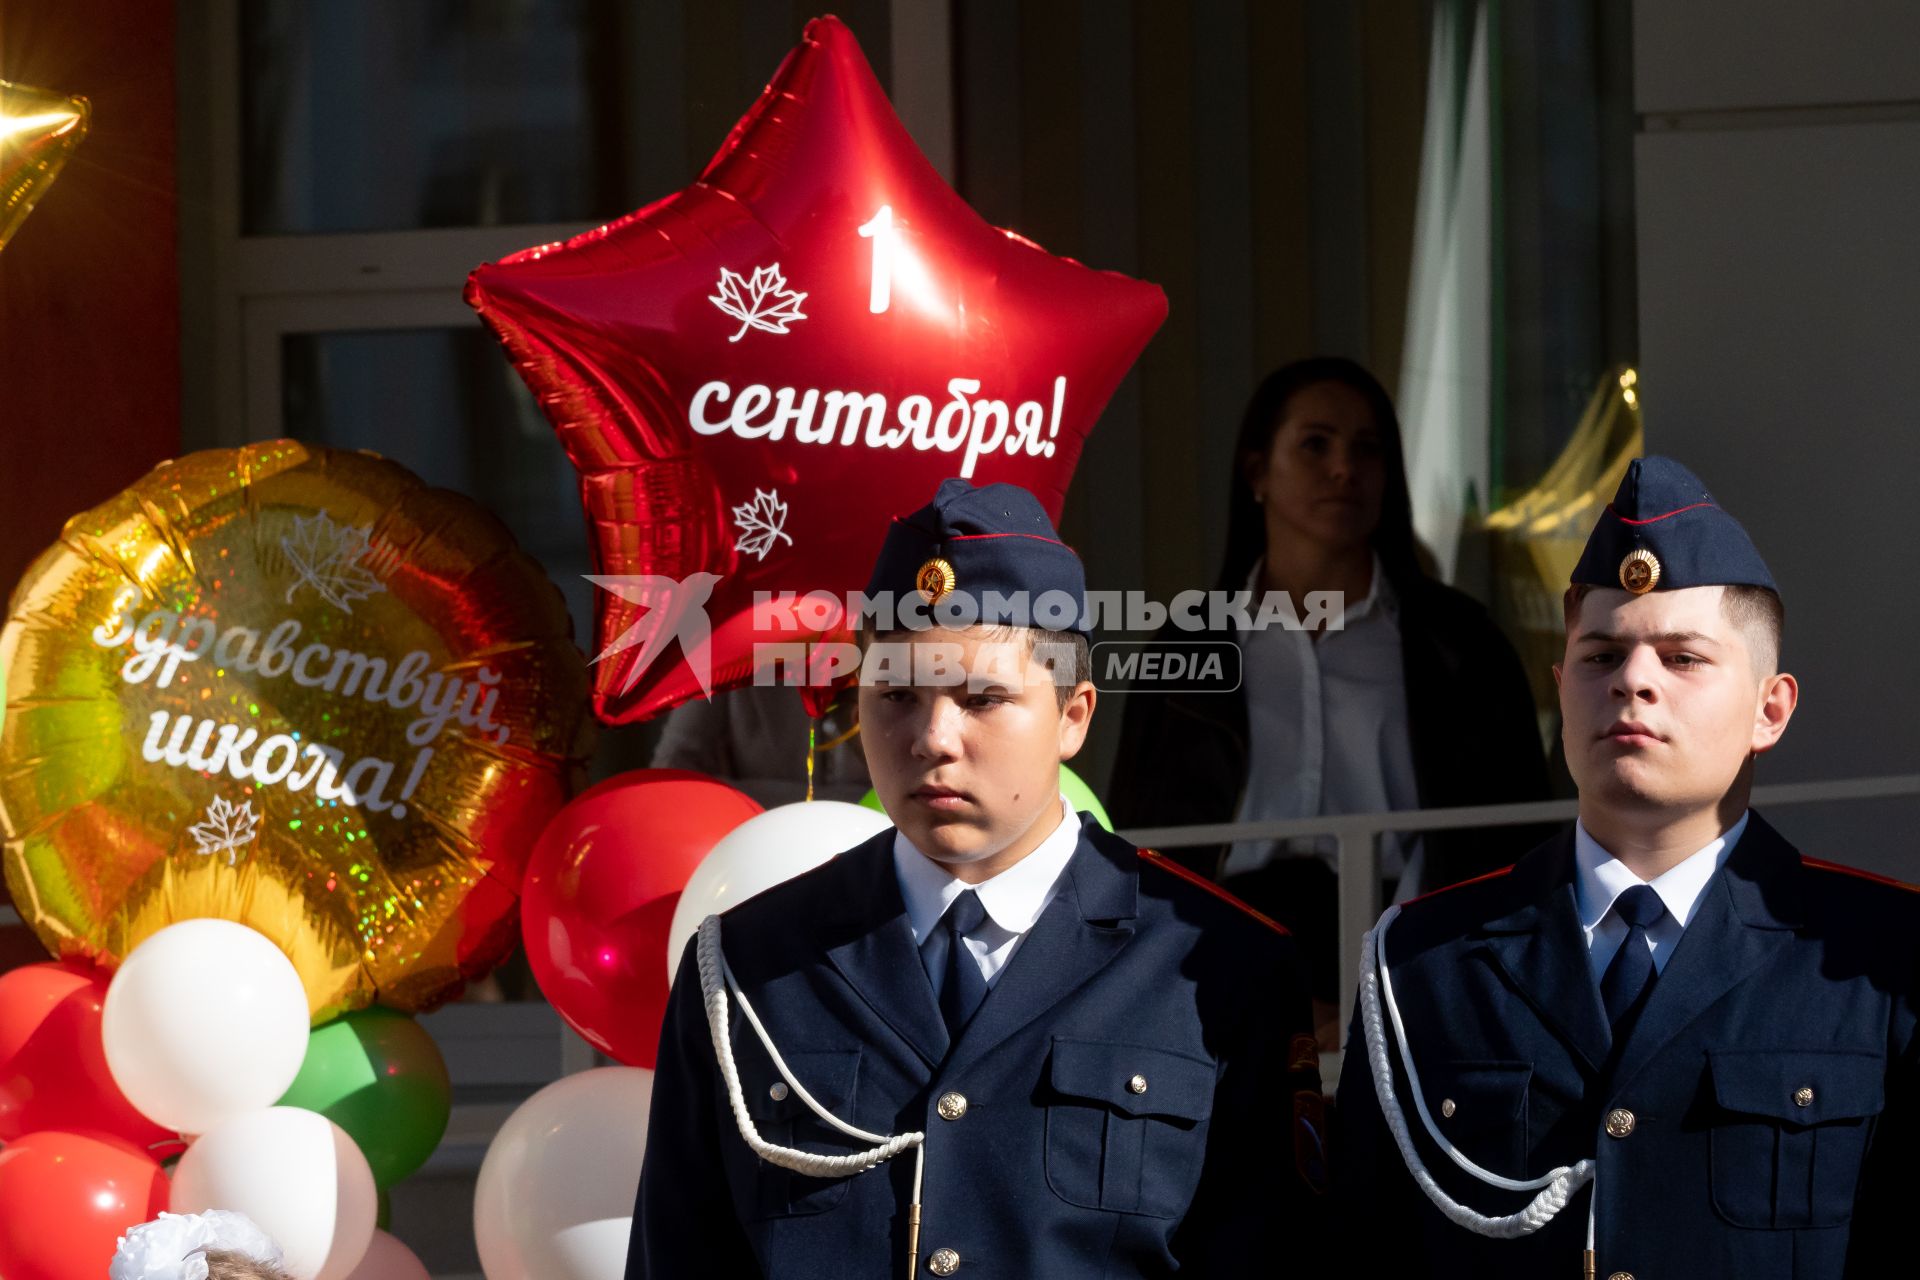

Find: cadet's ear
<box><xmin>1057</xmin><ymin>682</ymin><xmax>1096</xmax><ymax>760</ymax></box>
<box><xmin>1751</xmin><ymin>671</ymin><xmax>1797</xmax><ymax>755</ymax></box>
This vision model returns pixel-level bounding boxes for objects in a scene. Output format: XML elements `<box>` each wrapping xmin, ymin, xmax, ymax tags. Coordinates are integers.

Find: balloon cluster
<box><xmin>0</xmin><ymin>440</ymin><xmax>591</xmax><ymax>1277</ymax></box>
<box><xmin>0</xmin><ymin>921</ymin><xmax>441</xmax><ymax>1278</ymax></box>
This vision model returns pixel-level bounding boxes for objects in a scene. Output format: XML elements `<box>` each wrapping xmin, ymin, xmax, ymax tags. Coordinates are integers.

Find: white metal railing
<box><xmin>1123</xmin><ymin>772</ymin><xmax>1920</xmax><ymax>1088</ymax></box>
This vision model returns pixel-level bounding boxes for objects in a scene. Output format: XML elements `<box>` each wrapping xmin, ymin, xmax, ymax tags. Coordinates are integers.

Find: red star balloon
<box><xmin>467</xmin><ymin>15</ymin><xmax>1166</xmax><ymax>724</ymax></box>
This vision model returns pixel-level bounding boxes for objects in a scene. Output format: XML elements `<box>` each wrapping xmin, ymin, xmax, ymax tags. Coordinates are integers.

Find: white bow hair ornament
<box><xmin>110</xmin><ymin>1211</ymin><xmax>285</xmax><ymax>1280</ymax></box>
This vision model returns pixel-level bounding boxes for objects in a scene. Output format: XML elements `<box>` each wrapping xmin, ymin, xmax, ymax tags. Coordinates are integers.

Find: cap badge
<box><xmin>916</xmin><ymin>556</ymin><xmax>957</xmax><ymax>604</ymax></box>
<box><xmin>1619</xmin><ymin>548</ymin><xmax>1662</xmax><ymax>595</ymax></box>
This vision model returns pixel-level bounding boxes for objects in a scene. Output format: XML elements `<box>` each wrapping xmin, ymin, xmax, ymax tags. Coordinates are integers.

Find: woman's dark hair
<box><xmin>1214</xmin><ymin>356</ymin><xmax>1423</xmax><ymax>593</ymax></box>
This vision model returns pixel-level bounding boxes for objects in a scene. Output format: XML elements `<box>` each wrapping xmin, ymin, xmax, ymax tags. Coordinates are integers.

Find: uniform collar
<box><xmin>892</xmin><ymin>794</ymin><xmax>1079</xmax><ymax>944</ymax></box>
<box><xmin>1573</xmin><ymin>809</ymin><xmax>1751</xmax><ymax>931</ymax></box>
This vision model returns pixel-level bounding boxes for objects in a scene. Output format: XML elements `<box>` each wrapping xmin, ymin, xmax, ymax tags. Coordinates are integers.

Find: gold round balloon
<box><xmin>0</xmin><ymin>443</ymin><xmax>595</xmax><ymax>1019</ymax></box>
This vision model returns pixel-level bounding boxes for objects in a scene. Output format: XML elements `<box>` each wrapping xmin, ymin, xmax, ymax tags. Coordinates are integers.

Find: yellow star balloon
<box><xmin>1483</xmin><ymin>366</ymin><xmax>1645</xmax><ymax>713</ymax></box>
<box><xmin>0</xmin><ymin>78</ymin><xmax>90</xmax><ymax>253</ymax></box>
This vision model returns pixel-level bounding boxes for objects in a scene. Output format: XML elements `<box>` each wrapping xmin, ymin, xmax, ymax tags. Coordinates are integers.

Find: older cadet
<box><xmin>627</xmin><ymin>478</ymin><xmax>1326</xmax><ymax>1278</ymax></box>
<box><xmin>1334</xmin><ymin>455</ymin><xmax>1919</xmax><ymax>1279</ymax></box>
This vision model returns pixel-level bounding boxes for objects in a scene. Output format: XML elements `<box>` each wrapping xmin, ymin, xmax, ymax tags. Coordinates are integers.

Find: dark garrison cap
<box><xmin>866</xmin><ymin>478</ymin><xmax>1090</xmax><ymax>633</ymax></box>
<box><xmin>1570</xmin><ymin>455</ymin><xmax>1776</xmax><ymax>595</ymax></box>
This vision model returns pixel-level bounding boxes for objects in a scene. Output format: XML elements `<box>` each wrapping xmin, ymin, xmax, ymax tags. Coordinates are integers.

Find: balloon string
<box><xmin>814</xmin><ymin>721</ymin><xmax>861</xmax><ymax>752</ymax></box>
<box><xmin>804</xmin><ymin>699</ymin><xmax>862</xmax><ymax>804</ymax></box>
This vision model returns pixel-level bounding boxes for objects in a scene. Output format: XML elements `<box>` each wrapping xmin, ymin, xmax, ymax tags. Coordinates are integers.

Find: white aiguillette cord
<box><xmin>696</xmin><ymin>914</ymin><xmax>930</xmax><ymax>1278</ymax></box>
<box><xmin>1360</xmin><ymin>903</ymin><xmax>1600</xmax><ymax>1279</ymax></box>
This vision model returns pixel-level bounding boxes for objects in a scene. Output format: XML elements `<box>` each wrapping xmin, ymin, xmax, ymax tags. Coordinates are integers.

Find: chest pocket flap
<box><xmin>744</xmin><ymin>1048</ymin><xmax>861</xmax><ymax>1126</ymax></box>
<box><xmin>1709</xmin><ymin>1048</ymin><xmax>1884</xmax><ymax>1125</ymax></box>
<box><xmin>1707</xmin><ymin>1048</ymin><xmax>1885</xmax><ymax>1230</ymax></box>
<box><xmin>1423</xmin><ymin>1060</ymin><xmax>1531</xmax><ymax>1179</ymax></box>
<box><xmin>735</xmin><ymin>1047</ymin><xmax>863</xmax><ymax>1219</ymax></box>
<box><xmin>1046</xmin><ymin>1038</ymin><xmax>1216</xmax><ymax>1218</ymax></box>
<box><xmin>1050</xmin><ymin>1038</ymin><xmax>1215</xmax><ymax>1123</ymax></box>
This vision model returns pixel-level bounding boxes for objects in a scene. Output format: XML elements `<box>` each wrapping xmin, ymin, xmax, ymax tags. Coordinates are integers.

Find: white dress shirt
<box><xmin>1224</xmin><ymin>554</ymin><xmax>1422</xmax><ymax>881</ymax></box>
<box><xmin>1573</xmin><ymin>810</ymin><xmax>1752</xmax><ymax>983</ymax></box>
<box><xmin>894</xmin><ymin>794</ymin><xmax>1080</xmax><ymax>998</ymax></box>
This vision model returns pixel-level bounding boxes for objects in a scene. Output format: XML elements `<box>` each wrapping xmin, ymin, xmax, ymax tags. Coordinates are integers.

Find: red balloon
<box><xmin>520</xmin><ymin>770</ymin><xmax>762</xmax><ymax>1067</ymax></box>
<box><xmin>0</xmin><ymin>961</ymin><xmax>176</xmax><ymax>1151</ymax></box>
<box><xmin>0</xmin><ymin>1130</ymin><xmax>168</xmax><ymax>1279</ymax></box>
<box><xmin>467</xmin><ymin>15</ymin><xmax>1166</xmax><ymax>724</ymax></box>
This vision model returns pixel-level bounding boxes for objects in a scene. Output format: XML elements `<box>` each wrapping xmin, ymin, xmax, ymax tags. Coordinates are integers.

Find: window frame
<box><xmin>182</xmin><ymin>0</ymin><xmax>953</xmax><ymax>453</ymax></box>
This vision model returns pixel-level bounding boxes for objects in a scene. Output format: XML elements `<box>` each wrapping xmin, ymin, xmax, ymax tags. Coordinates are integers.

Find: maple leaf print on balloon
<box><xmin>281</xmin><ymin>511</ymin><xmax>387</xmax><ymax>612</ymax></box>
<box><xmin>709</xmin><ymin>264</ymin><xmax>809</xmax><ymax>341</ymax></box>
<box><xmin>189</xmin><ymin>795</ymin><xmax>261</xmax><ymax>865</ymax></box>
<box><xmin>731</xmin><ymin>489</ymin><xmax>794</xmax><ymax>561</ymax></box>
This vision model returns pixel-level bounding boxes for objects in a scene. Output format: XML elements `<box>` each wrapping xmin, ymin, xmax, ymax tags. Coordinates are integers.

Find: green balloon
<box><xmin>858</xmin><ymin>764</ymin><xmax>1112</xmax><ymax>832</ymax></box>
<box><xmin>377</xmin><ymin>1188</ymin><xmax>392</xmax><ymax>1232</ymax></box>
<box><xmin>1059</xmin><ymin>765</ymin><xmax>1113</xmax><ymax>831</ymax></box>
<box><xmin>277</xmin><ymin>1007</ymin><xmax>450</xmax><ymax>1189</ymax></box>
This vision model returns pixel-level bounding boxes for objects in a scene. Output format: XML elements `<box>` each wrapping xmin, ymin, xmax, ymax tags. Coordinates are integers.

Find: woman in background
<box><xmin>1110</xmin><ymin>357</ymin><xmax>1550</xmax><ymax>1043</ymax></box>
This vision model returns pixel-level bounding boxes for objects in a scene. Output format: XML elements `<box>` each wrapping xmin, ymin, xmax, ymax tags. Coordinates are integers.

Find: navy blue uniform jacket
<box><xmin>1335</xmin><ymin>812</ymin><xmax>1920</xmax><ymax>1279</ymax></box>
<box><xmin>627</xmin><ymin>816</ymin><xmax>1326</xmax><ymax>1277</ymax></box>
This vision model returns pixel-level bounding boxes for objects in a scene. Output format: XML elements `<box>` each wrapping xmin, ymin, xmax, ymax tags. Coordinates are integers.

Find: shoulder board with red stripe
<box><xmin>1801</xmin><ymin>857</ymin><xmax>1920</xmax><ymax>894</ymax></box>
<box><xmin>1135</xmin><ymin>848</ymin><xmax>1289</xmax><ymax>936</ymax></box>
<box><xmin>1400</xmin><ymin>862</ymin><xmax>1516</xmax><ymax>908</ymax></box>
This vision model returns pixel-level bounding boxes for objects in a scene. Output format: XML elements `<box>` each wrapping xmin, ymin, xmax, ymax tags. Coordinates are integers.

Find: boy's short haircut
<box><xmin>1023</xmin><ymin>626</ymin><xmax>1093</xmax><ymax>704</ymax></box>
<box><xmin>202</xmin><ymin>1251</ymin><xmax>297</xmax><ymax>1280</ymax></box>
<box><xmin>1561</xmin><ymin>582</ymin><xmax>1784</xmax><ymax>673</ymax></box>
<box><xmin>858</xmin><ymin>623</ymin><xmax>1092</xmax><ymax>707</ymax></box>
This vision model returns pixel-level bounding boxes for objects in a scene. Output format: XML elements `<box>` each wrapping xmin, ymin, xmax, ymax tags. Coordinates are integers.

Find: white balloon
<box><xmin>474</xmin><ymin>1066</ymin><xmax>653</xmax><ymax>1280</ymax></box>
<box><xmin>343</xmin><ymin>1230</ymin><xmax>431</xmax><ymax>1280</ymax></box>
<box><xmin>171</xmin><ymin>1106</ymin><xmax>378</xmax><ymax>1280</ymax></box>
<box><xmin>665</xmin><ymin>799</ymin><xmax>890</xmax><ymax>983</ymax></box>
<box><xmin>103</xmin><ymin>918</ymin><xmax>311</xmax><ymax>1135</ymax></box>
<box><xmin>550</xmin><ymin>1220</ymin><xmax>639</xmax><ymax>1274</ymax></box>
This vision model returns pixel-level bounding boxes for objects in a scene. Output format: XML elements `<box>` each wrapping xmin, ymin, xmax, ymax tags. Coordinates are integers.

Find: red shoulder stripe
<box><xmin>1135</xmin><ymin>848</ymin><xmax>1289</xmax><ymax>936</ymax></box>
<box><xmin>1401</xmin><ymin>863</ymin><xmax>1516</xmax><ymax>907</ymax></box>
<box><xmin>1801</xmin><ymin>857</ymin><xmax>1920</xmax><ymax>894</ymax></box>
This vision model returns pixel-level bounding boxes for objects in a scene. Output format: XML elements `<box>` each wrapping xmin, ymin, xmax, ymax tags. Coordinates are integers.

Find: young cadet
<box><xmin>1334</xmin><ymin>456</ymin><xmax>1919</xmax><ymax>1279</ymax></box>
<box><xmin>627</xmin><ymin>478</ymin><xmax>1327</xmax><ymax>1279</ymax></box>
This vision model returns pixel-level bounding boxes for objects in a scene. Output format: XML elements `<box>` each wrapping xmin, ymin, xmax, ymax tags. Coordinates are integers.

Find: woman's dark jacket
<box><xmin>1108</xmin><ymin>575</ymin><xmax>1555</xmax><ymax>893</ymax></box>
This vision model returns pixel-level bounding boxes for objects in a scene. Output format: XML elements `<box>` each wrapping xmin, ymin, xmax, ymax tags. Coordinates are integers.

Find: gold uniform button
<box><xmin>1608</xmin><ymin>1272</ymin><xmax>1635</xmax><ymax>1280</ymax></box>
<box><xmin>929</xmin><ymin>1247</ymin><xmax>961</xmax><ymax>1275</ymax></box>
<box><xmin>1441</xmin><ymin>1098</ymin><xmax>1457</xmax><ymax>1119</ymax></box>
<box><xmin>768</xmin><ymin>1082</ymin><xmax>789</xmax><ymax>1102</ymax></box>
<box><xmin>937</xmin><ymin>1091</ymin><xmax>969</xmax><ymax>1121</ymax></box>
<box><xmin>1128</xmin><ymin>1074</ymin><xmax>1149</xmax><ymax>1095</ymax></box>
<box><xmin>1795</xmin><ymin>1086</ymin><xmax>1815</xmax><ymax>1107</ymax></box>
<box><xmin>1605</xmin><ymin>1108</ymin><xmax>1636</xmax><ymax>1138</ymax></box>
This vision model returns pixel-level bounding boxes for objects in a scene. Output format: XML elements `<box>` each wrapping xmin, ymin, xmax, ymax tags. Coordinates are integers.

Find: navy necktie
<box><xmin>1599</xmin><ymin>884</ymin><xmax>1667</xmax><ymax>1033</ymax></box>
<box><xmin>935</xmin><ymin>890</ymin><xmax>989</xmax><ymax>1040</ymax></box>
